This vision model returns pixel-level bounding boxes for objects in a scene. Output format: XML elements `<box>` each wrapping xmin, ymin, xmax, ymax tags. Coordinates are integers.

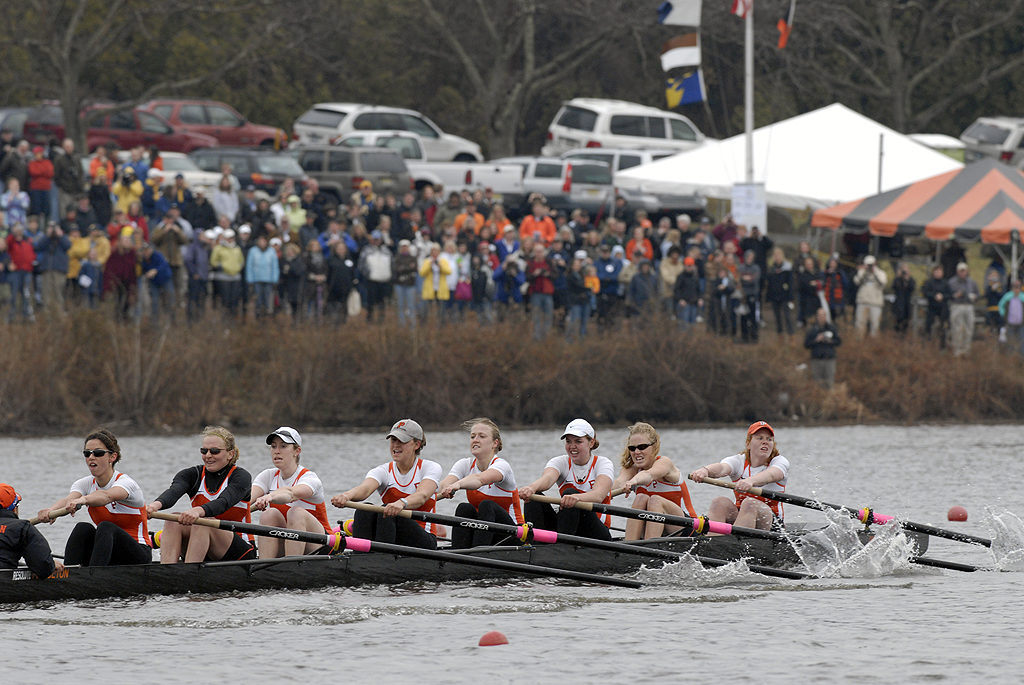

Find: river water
<box><xmin>2</xmin><ymin>424</ymin><xmax>1022</xmax><ymax>683</ymax></box>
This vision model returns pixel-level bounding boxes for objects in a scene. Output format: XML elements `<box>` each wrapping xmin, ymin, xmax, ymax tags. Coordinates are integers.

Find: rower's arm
<box><xmin>612</xmin><ymin>466</ymin><xmax>637</xmax><ymax>491</ymax></box>
<box><xmin>689</xmin><ymin>461</ymin><xmax>731</xmax><ymax>482</ymax></box>
<box><xmin>746</xmin><ymin>466</ymin><xmax>785</xmax><ymax>488</ymax></box>
<box><xmin>456</xmin><ymin>468</ymin><xmax>502</xmax><ymax>491</ymax></box>
<box><xmin>576</xmin><ymin>474</ymin><xmax>613</xmax><ymax>503</ymax></box>
<box><xmin>38</xmin><ymin>492</ymin><xmax>77</xmax><ymax>524</ymax></box>
<box><xmin>72</xmin><ymin>486</ymin><xmax>129</xmax><ymax>509</ymax></box>
<box><xmin>330</xmin><ymin>477</ymin><xmax>379</xmax><ymax>508</ymax></box>
<box><xmin>405</xmin><ymin>478</ymin><xmax>438</xmax><ymax>510</ymax></box>
<box><xmin>519</xmin><ymin>467</ymin><xmax>560</xmax><ymax>500</ymax></box>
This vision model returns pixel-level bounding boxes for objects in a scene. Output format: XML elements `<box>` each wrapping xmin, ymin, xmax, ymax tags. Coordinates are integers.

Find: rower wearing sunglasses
<box><xmin>145</xmin><ymin>425</ymin><xmax>256</xmax><ymax>563</ymax></box>
<box><xmin>688</xmin><ymin>420</ymin><xmax>789</xmax><ymax>531</ymax></box>
<box><xmin>613</xmin><ymin>422</ymin><xmax>697</xmax><ymax>540</ymax></box>
<box><xmin>37</xmin><ymin>429</ymin><xmax>153</xmax><ymax>566</ymax></box>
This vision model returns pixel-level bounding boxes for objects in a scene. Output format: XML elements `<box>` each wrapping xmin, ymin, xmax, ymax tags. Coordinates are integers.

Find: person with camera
<box><xmin>34</xmin><ymin>220</ymin><xmax>70</xmax><ymax>318</ymax></box>
<box><xmin>854</xmin><ymin>254</ymin><xmax>887</xmax><ymax>337</ymax></box>
<box><xmin>891</xmin><ymin>261</ymin><xmax>916</xmax><ymax>335</ymax></box>
<box><xmin>948</xmin><ymin>261</ymin><xmax>980</xmax><ymax>356</ymax></box>
<box><xmin>804</xmin><ymin>306</ymin><xmax>842</xmax><ymax>389</ymax></box>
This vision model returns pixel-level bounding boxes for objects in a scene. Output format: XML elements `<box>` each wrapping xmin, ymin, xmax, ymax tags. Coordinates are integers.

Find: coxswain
<box><xmin>0</xmin><ymin>483</ymin><xmax>63</xmax><ymax>577</ymax></box>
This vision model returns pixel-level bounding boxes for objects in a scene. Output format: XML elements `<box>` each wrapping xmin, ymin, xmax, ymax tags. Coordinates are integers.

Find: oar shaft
<box><xmin>149</xmin><ymin>510</ymin><xmax>641</xmax><ymax>588</ymax></box>
<box><xmin>28</xmin><ymin>507</ymin><xmax>70</xmax><ymax>525</ymax></box>
<box><xmin>697</xmin><ymin>477</ymin><xmax>993</xmax><ymax>548</ymax></box>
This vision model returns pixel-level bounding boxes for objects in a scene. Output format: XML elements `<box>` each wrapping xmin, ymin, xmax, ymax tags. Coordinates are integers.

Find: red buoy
<box><xmin>947</xmin><ymin>506</ymin><xmax>968</xmax><ymax>522</ymax></box>
<box><xmin>478</xmin><ymin>630</ymin><xmax>509</xmax><ymax>646</ymax></box>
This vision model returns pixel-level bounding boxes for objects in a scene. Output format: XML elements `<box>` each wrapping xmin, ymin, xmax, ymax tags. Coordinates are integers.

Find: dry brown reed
<box><xmin>0</xmin><ymin>310</ymin><xmax>1022</xmax><ymax>435</ymax></box>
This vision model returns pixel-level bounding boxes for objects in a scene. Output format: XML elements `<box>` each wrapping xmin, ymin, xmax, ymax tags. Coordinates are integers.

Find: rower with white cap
<box><xmin>519</xmin><ymin>418</ymin><xmax>614</xmax><ymax>540</ymax></box>
<box><xmin>250</xmin><ymin>427</ymin><xmax>332</xmax><ymax>558</ymax></box>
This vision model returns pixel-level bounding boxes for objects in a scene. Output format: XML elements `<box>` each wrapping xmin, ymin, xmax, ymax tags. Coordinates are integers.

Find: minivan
<box><xmin>541</xmin><ymin>98</ymin><xmax>705</xmax><ymax>156</ymax></box>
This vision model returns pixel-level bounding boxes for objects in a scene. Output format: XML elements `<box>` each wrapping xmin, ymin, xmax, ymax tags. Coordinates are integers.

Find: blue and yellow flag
<box><xmin>666</xmin><ymin>69</ymin><xmax>705</xmax><ymax>108</ymax></box>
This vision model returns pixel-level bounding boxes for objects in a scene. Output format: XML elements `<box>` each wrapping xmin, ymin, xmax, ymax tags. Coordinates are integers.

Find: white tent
<box><xmin>615</xmin><ymin>103</ymin><xmax>964</xmax><ymax>210</ymax></box>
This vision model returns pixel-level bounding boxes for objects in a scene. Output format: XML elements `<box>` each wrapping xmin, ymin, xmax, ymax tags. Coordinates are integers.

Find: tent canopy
<box><xmin>615</xmin><ymin>103</ymin><xmax>963</xmax><ymax>210</ymax></box>
<box><xmin>811</xmin><ymin>158</ymin><xmax>1024</xmax><ymax>245</ymax></box>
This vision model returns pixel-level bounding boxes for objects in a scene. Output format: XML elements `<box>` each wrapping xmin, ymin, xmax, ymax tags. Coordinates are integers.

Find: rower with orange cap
<box><xmin>688</xmin><ymin>420</ymin><xmax>790</xmax><ymax>530</ymax></box>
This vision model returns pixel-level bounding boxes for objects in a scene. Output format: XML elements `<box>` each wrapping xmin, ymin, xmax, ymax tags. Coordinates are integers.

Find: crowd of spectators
<box><xmin>0</xmin><ymin>131</ymin><xmax>1020</xmax><ymax>356</ymax></box>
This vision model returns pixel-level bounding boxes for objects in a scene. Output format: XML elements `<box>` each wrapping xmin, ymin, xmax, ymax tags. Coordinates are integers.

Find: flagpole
<box><xmin>744</xmin><ymin>1</ymin><xmax>754</xmax><ymax>184</ymax></box>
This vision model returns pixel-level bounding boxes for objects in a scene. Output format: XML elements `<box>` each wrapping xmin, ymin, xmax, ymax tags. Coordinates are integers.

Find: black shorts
<box><xmin>214</xmin><ymin>533</ymin><xmax>256</xmax><ymax>561</ymax></box>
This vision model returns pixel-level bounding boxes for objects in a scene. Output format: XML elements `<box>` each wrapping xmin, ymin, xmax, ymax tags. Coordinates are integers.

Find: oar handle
<box><xmin>28</xmin><ymin>507</ymin><xmax>70</xmax><ymax>526</ymax></box>
<box><xmin>149</xmin><ymin>510</ymin><xmax>224</xmax><ymax>529</ymax></box>
<box><xmin>695</xmin><ymin>476</ymin><xmax>765</xmax><ymax>496</ymax></box>
<box><xmin>527</xmin><ymin>493</ymin><xmax>596</xmax><ymax>511</ymax></box>
<box><xmin>346</xmin><ymin>501</ymin><xmax>413</xmax><ymax>518</ymax></box>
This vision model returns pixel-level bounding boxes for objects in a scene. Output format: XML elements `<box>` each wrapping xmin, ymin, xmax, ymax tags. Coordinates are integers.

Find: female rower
<box><xmin>437</xmin><ymin>418</ymin><xmax>524</xmax><ymax>548</ymax></box>
<box><xmin>37</xmin><ymin>429</ymin><xmax>152</xmax><ymax>566</ymax></box>
<box><xmin>519</xmin><ymin>418</ymin><xmax>614</xmax><ymax>540</ymax></box>
<box><xmin>688</xmin><ymin>420</ymin><xmax>790</xmax><ymax>530</ymax></box>
<box><xmin>145</xmin><ymin>425</ymin><xmax>255</xmax><ymax>563</ymax></box>
<box><xmin>330</xmin><ymin>419</ymin><xmax>441</xmax><ymax>550</ymax></box>
<box><xmin>250</xmin><ymin>426</ymin><xmax>331</xmax><ymax>558</ymax></box>
<box><xmin>613</xmin><ymin>422</ymin><xmax>697</xmax><ymax>540</ymax></box>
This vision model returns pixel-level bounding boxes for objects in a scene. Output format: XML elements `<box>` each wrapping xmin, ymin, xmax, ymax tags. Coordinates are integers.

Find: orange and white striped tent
<box><xmin>812</xmin><ymin>158</ymin><xmax>1024</xmax><ymax>245</ymax></box>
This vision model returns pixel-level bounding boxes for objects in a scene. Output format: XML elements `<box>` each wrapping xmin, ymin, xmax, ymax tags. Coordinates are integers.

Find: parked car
<box><xmin>153</xmin><ymin>152</ymin><xmax>223</xmax><ymax>191</ymax></box>
<box><xmin>141</xmin><ymin>99</ymin><xmax>286</xmax><ymax>148</ymax></box>
<box><xmin>959</xmin><ymin>116</ymin><xmax>1024</xmax><ymax>166</ymax></box>
<box><xmin>83</xmin><ymin>107</ymin><xmax>218</xmax><ymax>154</ymax></box>
<box><xmin>291</xmin><ymin>103</ymin><xmax>483</xmax><ymax>161</ymax></box>
<box><xmin>190</xmin><ymin>147</ymin><xmax>306</xmax><ymax>196</ymax></box>
<box><xmin>334</xmin><ymin>130</ymin><xmax>523</xmax><ymax>205</ymax></box>
<box><xmin>560</xmin><ymin>148</ymin><xmax>704</xmax><ymax>215</ymax></box>
<box><xmin>12</xmin><ymin>103</ymin><xmax>67</xmax><ymax>145</ymax></box>
<box><xmin>491</xmin><ymin>156</ymin><xmax>613</xmax><ymax>216</ymax></box>
<box><xmin>541</xmin><ymin>98</ymin><xmax>705</xmax><ymax>156</ymax></box>
<box><xmin>290</xmin><ymin>143</ymin><xmax>412</xmax><ymax>206</ymax></box>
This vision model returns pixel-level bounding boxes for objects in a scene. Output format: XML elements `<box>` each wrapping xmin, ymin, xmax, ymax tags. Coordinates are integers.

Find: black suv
<box><xmin>190</xmin><ymin>147</ymin><xmax>306</xmax><ymax>196</ymax></box>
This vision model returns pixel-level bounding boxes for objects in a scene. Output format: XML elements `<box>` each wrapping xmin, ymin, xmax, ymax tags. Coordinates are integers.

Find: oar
<box><xmin>28</xmin><ymin>507</ymin><xmax>70</xmax><ymax>525</ymax></box>
<box><xmin>345</xmin><ymin>501</ymin><xmax>809</xmax><ymax>581</ymax></box>
<box><xmin>149</xmin><ymin>511</ymin><xmax>640</xmax><ymax>588</ymax></box>
<box><xmin>524</xmin><ymin>491</ymin><xmax>811</xmax><ymax>577</ymax></box>
<box><xmin>695</xmin><ymin>477</ymin><xmax>993</xmax><ymax>548</ymax></box>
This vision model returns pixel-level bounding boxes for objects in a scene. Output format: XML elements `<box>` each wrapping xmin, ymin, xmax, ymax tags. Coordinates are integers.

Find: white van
<box><xmin>541</xmin><ymin>98</ymin><xmax>705</xmax><ymax>156</ymax></box>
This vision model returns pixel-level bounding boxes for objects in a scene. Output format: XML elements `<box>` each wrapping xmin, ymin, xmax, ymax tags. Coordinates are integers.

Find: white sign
<box><xmin>731</xmin><ymin>183</ymin><xmax>767</xmax><ymax>235</ymax></box>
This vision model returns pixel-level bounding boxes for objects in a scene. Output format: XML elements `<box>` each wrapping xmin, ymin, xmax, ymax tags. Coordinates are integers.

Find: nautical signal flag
<box><xmin>666</xmin><ymin>70</ymin><xmax>706</xmax><ymax>107</ymax></box>
<box><xmin>660</xmin><ymin>33</ymin><xmax>701</xmax><ymax>72</ymax></box>
<box><xmin>777</xmin><ymin>0</ymin><xmax>796</xmax><ymax>48</ymax></box>
<box><xmin>656</xmin><ymin>0</ymin><xmax>702</xmax><ymax>27</ymax></box>
<box><xmin>731</xmin><ymin>0</ymin><xmax>752</xmax><ymax>19</ymax></box>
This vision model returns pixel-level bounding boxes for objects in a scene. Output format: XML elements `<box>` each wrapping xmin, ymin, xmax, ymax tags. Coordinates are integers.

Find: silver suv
<box><xmin>960</xmin><ymin>116</ymin><xmax>1024</xmax><ymax>166</ymax></box>
<box><xmin>560</xmin><ymin>148</ymin><xmax>704</xmax><ymax>215</ymax></box>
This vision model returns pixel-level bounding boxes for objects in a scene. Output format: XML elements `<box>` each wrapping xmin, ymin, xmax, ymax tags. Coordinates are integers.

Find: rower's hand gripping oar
<box><xmin>28</xmin><ymin>507</ymin><xmax>70</xmax><ymax>526</ymax></box>
<box><xmin>149</xmin><ymin>511</ymin><xmax>641</xmax><ymax>588</ymax></box>
<box><xmin>694</xmin><ymin>477</ymin><xmax>993</xmax><ymax>548</ymax></box>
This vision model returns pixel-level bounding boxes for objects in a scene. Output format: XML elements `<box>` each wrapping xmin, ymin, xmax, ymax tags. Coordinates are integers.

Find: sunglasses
<box><xmin>83</xmin><ymin>449</ymin><xmax>114</xmax><ymax>458</ymax></box>
<box><xmin>627</xmin><ymin>443</ymin><xmax>652</xmax><ymax>452</ymax></box>
<box><xmin>199</xmin><ymin>447</ymin><xmax>228</xmax><ymax>455</ymax></box>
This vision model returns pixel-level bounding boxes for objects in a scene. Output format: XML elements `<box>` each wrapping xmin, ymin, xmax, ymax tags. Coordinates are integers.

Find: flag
<box><xmin>776</xmin><ymin>0</ymin><xmax>796</xmax><ymax>48</ymax></box>
<box><xmin>656</xmin><ymin>0</ymin><xmax>702</xmax><ymax>27</ymax></box>
<box><xmin>731</xmin><ymin>0</ymin><xmax>752</xmax><ymax>19</ymax></box>
<box><xmin>660</xmin><ymin>34</ymin><xmax>700</xmax><ymax>72</ymax></box>
<box><xmin>666</xmin><ymin>70</ymin><xmax>706</xmax><ymax>107</ymax></box>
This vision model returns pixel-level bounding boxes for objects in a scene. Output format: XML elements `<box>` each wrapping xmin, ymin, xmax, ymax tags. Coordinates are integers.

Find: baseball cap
<box><xmin>747</xmin><ymin>420</ymin><xmax>774</xmax><ymax>437</ymax></box>
<box><xmin>957</xmin><ymin>261</ymin><xmax>968</xmax><ymax>271</ymax></box>
<box><xmin>0</xmin><ymin>483</ymin><xmax>20</xmax><ymax>510</ymax></box>
<box><xmin>398</xmin><ymin>239</ymin><xmax>411</xmax><ymax>247</ymax></box>
<box><xmin>560</xmin><ymin>418</ymin><xmax>595</xmax><ymax>440</ymax></box>
<box><xmin>266</xmin><ymin>426</ymin><xmax>302</xmax><ymax>447</ymax></box>
<box><xmin>386</xmin><ymin>419</ymin><xmax>424</xmax><ymax>443</ymax></box>
<box><xmin>863</xmin><ymin>255</ymin><xmax>876</xmax><ymax>266</ymax></box>
<box><xmin>574</xmin><ymin>249</ymin><xmax>588</xmax><ymax>260</ymax></box>
<box><xmin>684</xmin><ymin>256</ymin><xmax>696</xmax><ymax>266</ymax></box>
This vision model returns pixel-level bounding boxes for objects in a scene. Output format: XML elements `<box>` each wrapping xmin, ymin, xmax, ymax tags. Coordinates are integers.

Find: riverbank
<box><xmin>3</xmin><ymin>310</ymin><xmax>1022</xmax><ymax>435</ymax></box>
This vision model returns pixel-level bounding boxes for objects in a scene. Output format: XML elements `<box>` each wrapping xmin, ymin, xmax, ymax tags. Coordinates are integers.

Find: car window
<box><xmin>401</xmin><ymin>115</ymin><xmax>439</xmax><ymax>139</ymax></box>
<box><xmin>161</xmin><ymin>156</ymin><xmax>201</xmax><ymax>172</ymax></box>
<box><xmin>222</xmin><ymin>156</ymin><xmax>252</xmax><ymax>175</ymax></box>
<box><xmin>534</xmin><ymin>162</ymin><xmax>564</xmax><ymax>179</ymax></box>
<box><xmin>192</xmin><ymin>153</ymin><xmax>220</xmax><ymax>172</ymax></box>
<box><xmin>963</xmin><ymin>121</ymin><xmax>1011</xmax><ymax>145</ymax></box>
<box><xmin>609</xmin><ymin>115</ymin><xmax>646</xmax><ymax>137</ymax></box>
<box><xmin>619</xmin><ymin>154</ymin><xmax>642</xmax><ymax>170</ymax></box>
<box><xmin>152</xmin><ymin>105</ymin><xmax>173</xmax><ymax>121</ymax></box>
<box><xmin>378</xmin><ymin>136</ymin><xmax>421</xmax><ymax>159</ymax></box>
<box><xmin>669</xmin><ymin>118</ymin><xmax>697</xmax><ymax>141</ymax></box>
<box><xmin>179</xmin><ymin>105</ymin><xmax>206</xmax><ymax>125</ymax></box>
<box><xmin>360</xmin><ymin>151</ymin><xmax>406</xmax><ymax>173</ymax></box>
<box><xmin>109</xmin><ymin>111</ymin><xmax>135</xmax><ymax>130</ymax></box>
<box><xmin>298</xmin><ymin>108</ymin><xmax>348</xmax><ymax>128</ymax></box>
<box><xmin>339</xmin><ymin>136</ymin><xmax>365</xmax><ymax>147</ymax></box>
<box><xmin>556</xmin><ymin>106</ymin><xmax>598</xmax><ymax>132</ymax></box>
<box><xmin>138</xmin><ymin>112</ymin><xmax>172</xmax><ymax>134</ymax></box>
<box><xmin>255</xmin><ymin>155</ymin><xmax>304</xmax><ymax>175</ymax></box>
<box><xmin>570</xmin><ymin>163</ymin><xmax>612</xmax><ymax>185</ymax></box>
<box><xmin>567</xmin><ymin>152</ymin><xmax>614</xmax><ymax>165</ymax></box>
<box><xmin>646</xmin><ymin>117</ymin><xmax>667</xmax><ymax>138</ymax></box>
<box><xmin>327</xmin><ymin>150</ymin><xmax>353</xmax><ymax>172</ymax></box>
<box><xmin>353</xmin><ymin>112</ymin><xmax>383</xmax><ymax>130</ymax></box>
<box><xmin>298</xmin><ymin>150</ymin><xmax>325</xmax><ymax>172</ymax></box>
<box><xmin>207</xmin><ymin>105</ymin><xmax>243</xmax><ymax>127</ymax></box>
<box><xmin>652</xmin><ymin>152</ymin><xmax>675</xmax><ymax>161</ymax></box>
<box><xmin>2</xmin><ymin>112</ymin><xmax>27</xmax><ymax>136</ymax></box>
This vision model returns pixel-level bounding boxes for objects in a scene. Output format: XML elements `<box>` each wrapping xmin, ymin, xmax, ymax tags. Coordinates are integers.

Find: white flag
<box><xmin>657</xmin><ymin>1</ymin><xmax>702</xmax><ymax>27</ymax></box>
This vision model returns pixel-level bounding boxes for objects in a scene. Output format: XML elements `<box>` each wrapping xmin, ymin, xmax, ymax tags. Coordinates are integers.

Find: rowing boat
<box><xmin>0</xmin><ymin>523</ymin><xmax>928</xmax><ymax>605</ymax></box>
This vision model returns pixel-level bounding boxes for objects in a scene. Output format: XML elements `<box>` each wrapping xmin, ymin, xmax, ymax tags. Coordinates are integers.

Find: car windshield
<box><xmin>161</xmin><ymin>156</ymin><xmax>201</xmax><ymax>172</ymax></box>
<box><xmin>557</xmin><ymin>106</ymin><xmax>598</xmax><ymax>132</ymax></box>
<box><xmin>571</xmin><ymin>163</ymin><xmax>612</xmax><ymax>185</ymax></box>
<box><xmin>255</xmin><ymin>155</ymin><xmax>304</xmax><ymax>175</ymax></box>
<box><xmin>359</xmin><ymin>151</ymin><xmax>407</xmax><ymax>173</ymax></box>
<box><xmin>963</xmin><ymin>121</ymin><xmax>1011</xmax><ymax>145</ymax></box>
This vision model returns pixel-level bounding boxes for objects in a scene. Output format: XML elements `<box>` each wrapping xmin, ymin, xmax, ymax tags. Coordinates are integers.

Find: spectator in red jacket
<box><xmin>27</xmin><ymin>146</ymin><xmax>54</xmax><ymax>222</ymax></box>
<box><xmin>6</xmin><ymin>223</ymin><xmax>36</xmax><ymax>322</ymax></box>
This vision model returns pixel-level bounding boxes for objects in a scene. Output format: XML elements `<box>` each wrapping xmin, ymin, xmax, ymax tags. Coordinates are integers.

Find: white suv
<box><xmin>960</xmin><ymin>116</ymin><xmax>1024</xmax><ymax>166</ymax></box>
<box><xmin>541</xmin><ymin>98</ymin><xmax>705</xmax><ymax>156</ymax></box>
<box><xmin>291</xmin><ymin>103</ymin><xmax>483</xmax><ymax>162</ymax></box>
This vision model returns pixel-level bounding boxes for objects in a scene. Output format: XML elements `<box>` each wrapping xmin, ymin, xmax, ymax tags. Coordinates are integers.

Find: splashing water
<box><xmin>988</xmin><ymin>508</ymin><xmax>1024</xmax><ymax>571</ymax></box>
<box><xmin>794</xmin><ymin>509</ymin><xmax>920</xmax><ymax>578</ymax></box>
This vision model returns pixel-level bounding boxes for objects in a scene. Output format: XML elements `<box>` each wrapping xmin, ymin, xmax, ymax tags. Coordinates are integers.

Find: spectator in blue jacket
<box><xmin>34</xmin><ymin>221</ymin><xmax>71</xmax><ymax>318</ymax></box>
<box><xmin>184</xmin><ymin>229</ymin><xmax>211</xmax><ymax>323</ymax></box>
<box><xmin>141</xmin><ymin>243</ymin><xmax>175</xmax><ymax>323</ymax></box>
<box><xmin>245</xmin><ymin>234</ymin><xmax>280</xmax><ymax>318</ymax></box>
<box><xmin>595</xmin><ymin>244</ymin><xmax>624</xmax><ymax>328</ymax></box>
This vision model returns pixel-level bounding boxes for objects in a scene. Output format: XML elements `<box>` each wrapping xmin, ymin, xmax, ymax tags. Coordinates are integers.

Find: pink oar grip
<box><xmin>871</xmin><ymin>512</ymin><xmax>894</xmax><ymax>524</ymax></box>
<box><xmin>345</xmin><ymin>536</ymin><xmax>372</xmax><ymax>553</ymax></box>
<box><xmin>531</xmin><ymin>528</ymin><xmax>558</xmax><ymax>544</ymax></box>
<box><xmin>705</xmin><ymin>521</ymin><xmax>733</xmax><ymax>535</ymax></box>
